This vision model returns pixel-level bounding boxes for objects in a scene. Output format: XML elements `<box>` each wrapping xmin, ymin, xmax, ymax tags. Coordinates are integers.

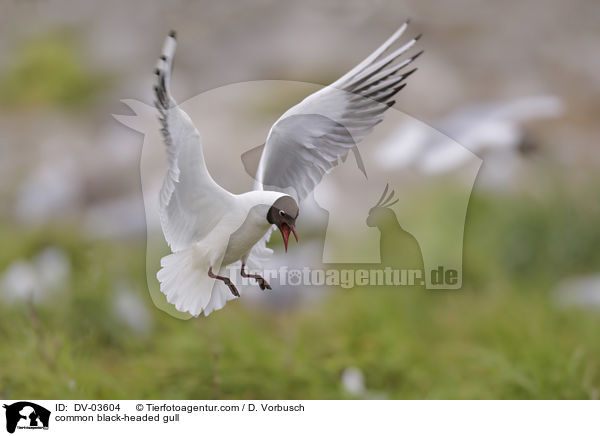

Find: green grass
<box><xmin>0</xmin><ymin>30</ymin><xmax>109</xmax><ymax>109</ymax></box>
<box><xmin>1</xmin><ymin>188</ymin><xmax>600</xmax><ymax>399</ymax></box>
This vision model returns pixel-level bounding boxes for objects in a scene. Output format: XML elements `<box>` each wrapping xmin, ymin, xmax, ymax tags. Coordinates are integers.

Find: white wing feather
<box><xmin>255</xmin><ymin>20</ymin><xmax>422</xmax><ymax>201</ymax></box>
<box><xmin>154</xmin><ymin>32</ymin><xmax>235</xmax><ymax>252</ymax></box>
<box><xmin>248</xmin><ymin>22</ymin><xmax>421</xmax><ymax>270</ymax></box>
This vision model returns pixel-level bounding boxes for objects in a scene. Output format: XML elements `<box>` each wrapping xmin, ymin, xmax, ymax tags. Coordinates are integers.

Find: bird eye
<box><xmin>279</xmin><ymin>210</ymin><xmax>286</xmax><ymax>217</ymax></box>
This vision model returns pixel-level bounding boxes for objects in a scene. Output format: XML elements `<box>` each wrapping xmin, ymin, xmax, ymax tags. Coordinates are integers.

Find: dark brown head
<box><xmin>267</xmin><ymin>195</ymin><xmax>299</xmax><ymax>252</ymax></box>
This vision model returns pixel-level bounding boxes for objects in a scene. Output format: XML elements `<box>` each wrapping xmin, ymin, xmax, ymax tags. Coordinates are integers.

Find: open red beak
<box><xmin>279</xmin><ymin>223</ymin><xmax>298</xmax><ymax>252</ymax></box>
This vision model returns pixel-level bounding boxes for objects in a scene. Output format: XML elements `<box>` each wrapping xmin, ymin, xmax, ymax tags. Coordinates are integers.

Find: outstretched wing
<box><xmin>256</xmin><ymin>20</ymin><xmax>422</xmax><ymax>201</ymax></box>
<box><xmin>154</xmin><ymin>32</ymin><xmax>234</xmax><ymax>251</ymax></box>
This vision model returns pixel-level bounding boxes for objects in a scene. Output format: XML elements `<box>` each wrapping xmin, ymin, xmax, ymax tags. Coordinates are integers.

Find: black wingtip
<box><xmin>169</xmin><ymin>30</ymin><xmax>177</xmax><ymax>39</ymax></box>
<box><xmin>405</xmin><ymin>18</ymin><xmax>411</xmax><ymax>25</ymax></box>
<box><xmin>402</xmin><ymin>68</ymin><xmax>418</xmax><ymax>79</ymax></box>
<box><xmin>154</xmin><ymin>68</ymin><xmax>160</xmax><ymax>76</ymax></box>
<box><xmin>414</xmin><ymin>33</ymin><xmax>423</xmax><ymax>41</ymax></box>
<box><xmin>412</xmin><ymin>50</ymin><xmax>425</xmax><ymax>61</ymax></box>
<box><xmin>160</xmin><ymin>55</ymin><xmax>167</xmax><ymax>61</ymax></box>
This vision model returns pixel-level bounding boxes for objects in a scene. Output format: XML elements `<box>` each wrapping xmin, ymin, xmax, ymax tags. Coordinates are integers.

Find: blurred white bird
<box><xmin>554</xmin><ymin>274</ymin><xmax>600</xmax><ymax>310</ymax></box>
<box><xmin>33</xmin><ymin>247</ymin><xmax>71</xmax><ymax>291</ymax></box>
<box><xmin>15</xmin><ymin>158</ymin><xmax>82</xmax><ymax>225</ymax></box>
<box><xmin>113</xmin><ymin>282</ymin><xmax>153</xmax><ymax>335</ymax></box>
<box><xmin>341</xmin><ymin>367</ymin><xmax>367</xmax><ymax>397</ymax></box>
<box><xmin>83</xmin><ymin>194</ymin><xmax>146</xmax><ymax>239</ymax></box>
<box><xmin>341</xmin><ymin>366</ymin><xmax>386</xmax><ymax>399</ymax></box>
<box><xmin>0</xmin><ymin>247</ymin><xmax>70</xmax><ymax>304</ymax></box>
<box><xmin>376</xmin><ymin>95</ymin><xmax>564</xmax><ymax>174</ymax></box>
<box><xmin>1</xmin><ymin>261</ymin><xmax>39</xmax><ymax>303</ymax></box>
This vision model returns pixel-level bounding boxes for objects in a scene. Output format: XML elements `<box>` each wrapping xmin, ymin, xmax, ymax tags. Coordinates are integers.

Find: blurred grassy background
<box><xmin>2</xmin><ymin>185</ymin><xmax>600</xmax><ymax>399</ymax></box>
<box><xmin>1</xmin><ymin>0</ymin><xmax>599</xmax><ymax>399</ymax></box>
<box><xmin>0</xmin><ymin>31</ymin><xmax>109</xmax><ymax>110</ymax></box>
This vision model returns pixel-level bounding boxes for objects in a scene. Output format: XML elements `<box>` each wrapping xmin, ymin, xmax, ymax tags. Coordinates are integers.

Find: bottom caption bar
<box><xmin>1</xmin><ymin>400</ymin><xmax>597</xmax><ymax>435</ymax></box>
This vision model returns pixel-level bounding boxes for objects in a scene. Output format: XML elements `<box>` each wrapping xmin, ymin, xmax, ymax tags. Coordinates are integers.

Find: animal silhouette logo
<box><xmin>3</xmin><ymin>402</ymin><xmax>50</xmax><ymax>433</ymax></box>
<box><xmin>366</xmin><ymin>184</ymin><xmax>424</xmax><ymax>276</ymax></box>
<box><xmin>366</xmin><ymin>183</ymin><xmax>400</xmax><ymax>226</ymax></box>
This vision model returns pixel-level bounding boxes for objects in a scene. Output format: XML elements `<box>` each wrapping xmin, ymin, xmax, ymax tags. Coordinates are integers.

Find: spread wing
<box><xmin>154</xmin><ymin>32</ymin><xmax>234</xmax><ymax>252</ymax></box>
<box><xmin>255</xmin><ymin>20</ymin><xmax>422</xmax><ymax>201</ymax></box>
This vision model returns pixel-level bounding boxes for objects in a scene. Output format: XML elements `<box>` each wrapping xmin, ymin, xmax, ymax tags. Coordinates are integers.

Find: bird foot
<box><xmin>257</xmin><ymin>277</ymin><xmax>272</xmax><ymax>291</ymax></box>
<box><xmin>241</xmin><ymin>264</ymin><xmax>271</xmax><ymax>291</ymax></box>
<box><xmin>208</xmin><ymin>267</ymin><xmax>240</xmax><ymax>297</ymax></box>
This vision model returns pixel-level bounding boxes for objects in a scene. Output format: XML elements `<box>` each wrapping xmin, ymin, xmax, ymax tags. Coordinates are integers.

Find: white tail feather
<box><xmin>157</xmin><ymin>247</ymin><xmax>235</xmax><ymax>317</ymax></box>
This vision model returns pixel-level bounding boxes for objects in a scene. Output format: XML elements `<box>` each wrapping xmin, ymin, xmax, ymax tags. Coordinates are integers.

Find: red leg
<box><xmin>208</xmin><ymin>267</ymin><xmax>240</xmax><ymax>297</ymax></box>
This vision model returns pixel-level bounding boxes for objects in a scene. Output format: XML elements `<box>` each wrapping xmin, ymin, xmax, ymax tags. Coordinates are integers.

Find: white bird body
<box><xmin>221</xmin><ymin>191</ymin><xmax>284</xmax><ymax>265</ymax></box>
<box><xmin>152</xmin><ymin>24</ymin><xmax>421</xmax><ymax>316</ymax></box>
<box><xmin>157</xmin><ymin>190</ymin><xmax>284</xmax><ymax>317</ymax></box>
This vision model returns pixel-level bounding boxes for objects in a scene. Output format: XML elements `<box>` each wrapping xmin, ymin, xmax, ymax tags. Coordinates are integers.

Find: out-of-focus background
<box><xmin>1</xmin><ymin>0</ymin><xmax>599</xmax><ymax>399</ymax></box>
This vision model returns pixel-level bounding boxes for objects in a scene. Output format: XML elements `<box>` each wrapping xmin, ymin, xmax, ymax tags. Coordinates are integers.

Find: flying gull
<box><xmin>153</xmin><ymin>23</ymin><xmax>421</xmax><ymax>316</ymax></box>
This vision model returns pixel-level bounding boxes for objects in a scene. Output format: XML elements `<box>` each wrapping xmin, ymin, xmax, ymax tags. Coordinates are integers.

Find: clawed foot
<box><xmin>241</xmin><ymin>264</ymin><xmax>271</xmax><ymax>291</ymax></box>
<box><xmin>256</xmin><ymin>277</ymin><xmax>272</xmax><ymax>291</ymax></box>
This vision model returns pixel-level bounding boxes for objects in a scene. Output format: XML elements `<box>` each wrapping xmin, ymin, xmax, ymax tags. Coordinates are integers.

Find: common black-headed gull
<box><xmin>153</xmin><ymin>23</ymin><xmax>421</xmax><ymax>316</ymax></box>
